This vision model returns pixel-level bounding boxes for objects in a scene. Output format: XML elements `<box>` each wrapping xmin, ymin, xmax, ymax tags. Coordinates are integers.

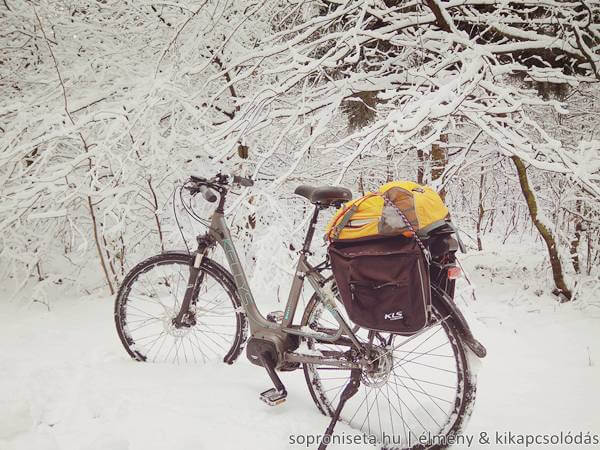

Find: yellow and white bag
<box><xmin>325</xmin><ymin>181</ymin><xmax>449</xmax><ymax>241</ymax></box>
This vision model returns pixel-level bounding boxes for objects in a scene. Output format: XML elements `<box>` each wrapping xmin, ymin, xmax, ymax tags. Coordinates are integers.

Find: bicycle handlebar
<box><xmin>186</xmin><ymin>173</ymin><xmax>253</xmax><ymax>204</ymax></box>
<box><xmin>189</xmin><ymin>173</ymin><xmax>253</xmax><ymax>188</ymax></box>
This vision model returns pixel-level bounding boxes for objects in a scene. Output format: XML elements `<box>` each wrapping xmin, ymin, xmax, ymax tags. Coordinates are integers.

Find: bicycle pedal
<box><xmin>259</xmin><ymin>388</ymin><xmax>287</xmax><ymax>406</ymax></box>
<box><xmin>266</xmin><ymin>310</ymin><xmax>284</xmax><ymax>323</ymax></box>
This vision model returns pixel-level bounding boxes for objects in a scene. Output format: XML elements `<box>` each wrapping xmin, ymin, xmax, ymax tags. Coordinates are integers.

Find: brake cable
<box><xmin>172</xmin><ymin>186</ymin><xmax>191</xmax><ymax>255</ymax></box>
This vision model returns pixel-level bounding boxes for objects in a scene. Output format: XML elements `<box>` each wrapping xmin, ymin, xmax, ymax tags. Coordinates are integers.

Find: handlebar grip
<box><xmin>233</xmin><ymin>175</ymin><xmax>254</xmax><ymax>187</ymax></box>
<box><xmin>199</xmin><ymin>185</ymin><xmax>218</xmax><ymax>203</ymax></box>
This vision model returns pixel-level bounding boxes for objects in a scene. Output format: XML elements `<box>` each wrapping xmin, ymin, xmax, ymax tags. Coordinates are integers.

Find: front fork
<box><xmin>172</xmin><ymin>234</ymin><xmax>215</xmax><ymax>328</ymax></box>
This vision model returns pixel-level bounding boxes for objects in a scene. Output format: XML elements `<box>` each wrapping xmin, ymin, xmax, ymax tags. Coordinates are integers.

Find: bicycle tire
<box><xmin>114</xmin><ymin>252</ymin><xmax>248</xmax><ymax>364</ymax></box>
<box><xmin>300</xmin><ymin>285</ymin><xmax>476</xmax><ymax>449</ymax></box>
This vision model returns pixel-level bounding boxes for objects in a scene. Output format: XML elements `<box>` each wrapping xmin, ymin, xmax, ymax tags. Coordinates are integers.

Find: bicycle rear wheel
<box><xmin>300</xmin><ymin>286</ymin><xmax>476</xmax><ymax>449</ymax></box>
<box><xmin>115</xmin><ymin>252</ymin><xmax>247</xmax><ymax>364</ymax></box>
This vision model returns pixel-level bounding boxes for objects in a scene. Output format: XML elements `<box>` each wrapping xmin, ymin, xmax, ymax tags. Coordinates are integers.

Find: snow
<box><xmin>1</xmin><ymin>238</ymin><xmax>599</xmax><ymax>450</ymax></box>
<box><xmin>381</xmin><ymin>204</ymin><xmax>409</xmax><ymax>230</ymax></box>
<box><xmin>296</xmin><ymin>340</ymin><xmax>324</xmax><ymax>357</ymax></box>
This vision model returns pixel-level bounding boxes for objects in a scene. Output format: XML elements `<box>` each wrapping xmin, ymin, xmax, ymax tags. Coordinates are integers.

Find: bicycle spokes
<box><xmin>115</xmin><ymin>255</ymin><xmax>245</xmax><ymax>364</ymax></box>
<box><xmin>302</xmin><ymin>294</ymin><xmax>472</xmax><ymax>449</ymax></box>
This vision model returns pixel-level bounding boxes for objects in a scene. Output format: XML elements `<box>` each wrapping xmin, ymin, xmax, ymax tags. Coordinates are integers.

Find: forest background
<box><xmin>1</xmin><ymin>0</ymin><xmax>599</xmax><ymax>309</ymax></box>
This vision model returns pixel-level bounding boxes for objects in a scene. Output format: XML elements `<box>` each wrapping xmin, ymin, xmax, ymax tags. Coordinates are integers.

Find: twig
<box><xmin>35</xmin><ymin>9</ymin><xmax>115</xmax><ymax>295</ymax></box>
<box><xmin>70</xmin><ymin>96</ymin><xmax>109</xmax><ymax>114</ymax></box>
<box><xmin>155</xmin><ymin>0</ymin><xmax>209</xmax><ymax>76</ymax></box>
<box><xmin>425</xmin><ymin>0</ymin><xmax>452</xmax><ymax>33</ymax></box>
<box><xmin>147</xmin><ymin>177</ymin><xmax>165</xmax><ymax>252</ymax></box>
<box><xmin>573</xmin><ymin>25</ymin><xmax>600</xmax><ymax>81</ymax></box>
<box><xmin>88</xmin><ymin>196</ymin><xmax>115</xmax><ymax>294</ymax></box>
<box><xmin>211</xmin><ymin>54</ymin><xmax>240</xmax><ymax>115</ymax></box>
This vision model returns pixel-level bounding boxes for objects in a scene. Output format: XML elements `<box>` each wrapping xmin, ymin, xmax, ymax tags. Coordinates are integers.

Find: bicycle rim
<box><xmin>301</xmin><ymin>293</ymin><xmax>475</xmax><ymax>449</ymax></box>
<box><xmin>115</xmin><ymin>253</ymin><xmax>246</xmax><ymax>364</ymax></box>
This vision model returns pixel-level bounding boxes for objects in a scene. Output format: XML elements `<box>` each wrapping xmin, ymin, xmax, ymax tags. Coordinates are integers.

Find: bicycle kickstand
<box><xmin>318</xmin><ymin>368</ymin><xmax>362</xmax><ymax>450</ymax></box>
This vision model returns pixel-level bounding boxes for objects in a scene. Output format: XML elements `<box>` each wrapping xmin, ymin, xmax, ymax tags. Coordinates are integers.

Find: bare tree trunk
<box><xmin>102</xmin><ymin>234</ymin><xmax>120</xmax><ymax>288</ymax></box>
<box><xmin>358</xmin><ymin>173</ymin><xmax>365</xmax><ymax>197</ymax></box>
<box><xmin>476</xmin><ymin>167</ymin><xmax>485</xmax><ymax>251</ymax></box>
<box><xmin>431</xmin><ymin>134</ymin><xmax>448</xmax><ymax>200</ymax></box>
<box><xmin>417</xmin><ymin>149</ymin><xmax>427</xmax><ymax>184</ymax></box>
<box><xmin>586</xmin><ymin>227</ymin><xmax>596</xmax><ymax>276</ymax></box>
<box><xmin>511</xmin><ymin>156</ymin><xmax>572</xmax><ymax>301</ymax></box>
<box><xmin>570</xmin><ymin>222</ymin><xmax>583</xmax><ymax>273</ymax></box>
<box><xmin>569</xmin><ymin>200</ymin><xmax>582</xmax><ymax>274</ymax></box>
<box><xmin>119</xmin><ymin>236</ymin><xmax>126</xmax><ymax>276</ymax></box>
<box><xmin>386</xmin><ymin>144</ymin><xmax>394</xmax><ymax>182</ymax></box>
<box><xmin>147</xmin><ymin>177</ymin><xmax>165</xmax><ymax>253</ymax></box>
<box><xmin>88</xmin><ymin>196</ymin><xmax>115</xmax><ymax>295</ymax></box>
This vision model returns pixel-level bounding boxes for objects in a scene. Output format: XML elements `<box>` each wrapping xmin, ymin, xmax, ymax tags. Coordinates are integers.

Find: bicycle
<box><xmin>114</xmin><ymin>173</ymin><xmax>486</xmax><ymax>450</ymax></box>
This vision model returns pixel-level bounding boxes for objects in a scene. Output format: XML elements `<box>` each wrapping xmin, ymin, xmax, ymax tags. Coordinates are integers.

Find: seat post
<box><xmin>301</xmin><ymin>205</ymin><xmax>321</xmax><ymax>253</ymax></box>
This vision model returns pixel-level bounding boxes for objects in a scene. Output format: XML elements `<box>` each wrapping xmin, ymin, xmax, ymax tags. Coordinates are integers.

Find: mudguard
<box><xmin>431</xmin><ymin>285</ymin><xmax>487</xmax><ymax>358</ymax></box>
<box><xmin>161</xmin><ymin>250</ymin><xmax>247</xmax><ymax>364</ymax></box>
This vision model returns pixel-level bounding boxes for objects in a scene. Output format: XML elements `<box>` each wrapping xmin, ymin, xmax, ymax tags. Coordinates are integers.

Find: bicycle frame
<box><xmin>175</xmin><ymin>178</ymin><xmax>486</xmax><ymax>368</ymax></box>
<box><xmin>157</xmin><ymin>177</ymin><xmax>486</xmax><ymax>450</ymax></box>
<box><xmin>202</xmin><ymin>205</ymin><xmax>363</xmax><ymax>352</ymax></box>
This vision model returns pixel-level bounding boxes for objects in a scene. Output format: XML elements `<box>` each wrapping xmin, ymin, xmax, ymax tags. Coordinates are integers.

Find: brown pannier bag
<box><xmin>328</xmin><ymin>237</ymin><xmax>431</xmax><ymax>334</ymax></box>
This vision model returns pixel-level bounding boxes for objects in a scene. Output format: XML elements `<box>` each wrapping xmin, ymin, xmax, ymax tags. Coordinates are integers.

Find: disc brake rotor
<box><xmin>163</xmin><ymin>308</ymin><xmax>193</xmax><ymax>337</ymax></box>
<box><xmin>362</xmin><ymin>346</ymin><xmax>394</xmax><ymax>388</ymax></box>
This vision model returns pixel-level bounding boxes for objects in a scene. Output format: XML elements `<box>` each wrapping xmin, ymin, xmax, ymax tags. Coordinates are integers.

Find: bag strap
<box><xmin>329</xmin><ymin>204</ymin><xmax>358</xmax><ymax>241</ymax></box>
<box><xmin>382</xmin><ymin>196</ymin><xmax>431</xmax><ymax>263</ymax></box>
<box><xmin>328</xmin><ymin>191</ymin><xmax>432</xmax><ymax>263</ymax></box>
<box><xmin>327</xmin><ymin>193</ymin><xmax>377</xmax><ymax>241</ymax></box>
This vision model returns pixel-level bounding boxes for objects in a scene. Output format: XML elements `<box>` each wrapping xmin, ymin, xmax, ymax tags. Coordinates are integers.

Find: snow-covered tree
<box><xmin>1</xmin><ymin>0</ymin><xmax>599</xmax><ymax>302</ymax></box>
<box><xmin>203</xmin><ymin>0</ymin><xmax>600</xmax><ymax>300</ymax></box>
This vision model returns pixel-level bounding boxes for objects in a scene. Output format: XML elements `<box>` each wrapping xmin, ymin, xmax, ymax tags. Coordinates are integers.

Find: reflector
<box><xmin>447</xmin><ymin>265</ymin><xmax>461</xmax><ymax>279</ymax></box>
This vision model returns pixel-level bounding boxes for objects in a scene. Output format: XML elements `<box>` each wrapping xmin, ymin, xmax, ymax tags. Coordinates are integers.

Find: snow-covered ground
<box><xmin>1</xmin><ymin>240</ymin><xmax>599</xmax><ymax>450</ymax></box>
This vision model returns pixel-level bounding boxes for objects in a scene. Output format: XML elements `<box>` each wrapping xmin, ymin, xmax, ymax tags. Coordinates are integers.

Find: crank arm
<box><xmin>284</xmin><ymin>352</ymin><xmax>361</xmax><ymax>369</ymax></box>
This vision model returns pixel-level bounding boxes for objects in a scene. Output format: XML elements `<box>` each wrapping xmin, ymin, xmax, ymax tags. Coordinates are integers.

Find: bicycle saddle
<box><xmin>294</xmin><ymin>185</ymin><xmax>352</xmax><ymax>205</ymax></box>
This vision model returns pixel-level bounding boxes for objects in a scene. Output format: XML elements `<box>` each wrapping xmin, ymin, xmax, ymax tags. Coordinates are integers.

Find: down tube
<box><xmin>211</xmin><ymin>214</ymin><xmax>276</xmax><ymax>330</ymax></box>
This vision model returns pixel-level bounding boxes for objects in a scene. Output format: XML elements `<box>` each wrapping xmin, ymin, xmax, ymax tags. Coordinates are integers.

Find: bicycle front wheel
<box><xmin>301</xmin><ymin>286</ymin><xmax>476</xmax><ymax>449</ymax></box>
<box><xmin>115</xmin><ymin>252</ymin><xmax>247</xmax><ymax>364</ymax></box>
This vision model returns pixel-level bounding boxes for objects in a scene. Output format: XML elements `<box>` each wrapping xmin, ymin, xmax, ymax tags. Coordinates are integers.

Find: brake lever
<box><xmin>183</xmin><ymin>184</ymin><xmax>201</xmax><ymax>196</ymax></box>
